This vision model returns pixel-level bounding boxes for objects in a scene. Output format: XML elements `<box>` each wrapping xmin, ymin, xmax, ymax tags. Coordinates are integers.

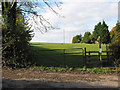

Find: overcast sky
<box><xmin>30</xmin><ymin>0</ymin><xmax>119</xmax><ymax>43</ymax></box>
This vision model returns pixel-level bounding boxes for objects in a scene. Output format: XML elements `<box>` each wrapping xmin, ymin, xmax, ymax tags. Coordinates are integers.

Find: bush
<box><xmin>109</xmin><ymin>22</ymin><xmax>120</xmax><ymax>67</ymax></box>
<box><xmin>109</xmin><ymin>41</ymin><xmax>120</xmax><ymax>66</ymax></box>
<box><xmin>2</xmin><ymin>8</ymin><xmax>35</xmax><ymax>68</ymax></box>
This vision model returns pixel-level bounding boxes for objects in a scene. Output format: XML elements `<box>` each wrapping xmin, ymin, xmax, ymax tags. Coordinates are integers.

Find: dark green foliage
<box><xmin>72</xmin><ymin>34</ymin><xmax>82</xmax><ymax>43</ymax></box>
<box><xmin>93</xmin><ymin>22</ymin><xmax>102</xmax><ymax>40</ymax></box>
<box><xmin>101</xmin><ymin>21</ymin><xmax>111</xmax><ymax>44</ymax></box>
<box><xmin>109</xmin><ymin>22</ymin><xmax>120</xmax><ymax>66</ymax></box>
<box><xmin>72</xmin><ymin>36</ymin><xmax>77</xmax><ymax>43</ymax></box>
<box><xmin>82</xmin><ymin>32</ymin><xmax>91</xmax><ymax>43</ymax></box>
<box><xmin>115</xmin><ymin>21</ymin><xmax>120</xmax><ymax>32</ymax></box>
<box><xmin>109</xmin><ymin>41</ymin><xmax>120</xmax><ymax>66</ymax></box>
<box><xmin>112</xmin><ymin>22</ymin><xmax>120</xmax><ymax>42</ymax></box>
<box><xmin>2</xmin><ymin>3</ymin><xmax>34</xmax><ymax>68</ymax></box>
<box><xmin>109</xmin><ymin>42</ymin><xmax>120</xmax><ymax>60</ymax></box>
<box><xmin>93</xmin><ymin>20</ymin><xmax>111</xmax><ymax>44</ymax></box>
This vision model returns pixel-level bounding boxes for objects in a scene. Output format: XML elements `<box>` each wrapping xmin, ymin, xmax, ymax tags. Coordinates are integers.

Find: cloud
<box><xmin>30</xmin><ymin>0</ymin><xmax>118</xmax><ymax>43</ymax></box>
<box><xmin>31</xmin><ymin>29</ymin><xmax>64</xmax><ymax>43</ymax></box>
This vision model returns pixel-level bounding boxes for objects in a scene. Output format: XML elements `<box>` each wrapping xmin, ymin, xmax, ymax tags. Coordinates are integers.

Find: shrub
<box><xmin>2</xmin><ymin>8</ymin><xmax>34</xmax><ymax>68</ymax></box>
<box><xmin>109</xmin><ymin>22</ymin><xmax>120</xmax><ymax>67</ymax></box>
<box><xmin>109</xmin><ymin>41</ymin><xmax>120</xmax><ymax>66</ymax></box>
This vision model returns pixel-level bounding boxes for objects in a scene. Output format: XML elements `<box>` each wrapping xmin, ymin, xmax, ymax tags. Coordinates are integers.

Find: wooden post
<box><xmin>106</xmin><ymin>44</ymin><xmax>110</xmax><ymax>65</ymax></box>
<box><xmin>107</xmin><ymin>51</ymin><xmax>109</xmax><ymax>63</ymax></box>
<box><xmin>84</xmin><ymin>48</ymin><xmax>87</xmax><ymax>68</ymax></box>
<box><xmin>98</xmin><ymin>36</ymin><xmax>102</xmax><ymax>66</ymax></box>
<box><xmin>88</xmin><ymin>52</ymin><xmax>90</xmax><ymax>62</ymax></box>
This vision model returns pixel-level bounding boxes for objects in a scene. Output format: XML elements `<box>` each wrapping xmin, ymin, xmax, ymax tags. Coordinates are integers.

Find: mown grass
<box><xmin>30</xmin><ymin>42</ymin><xmax>106</xmax><ymax>51</ymax></box>
<box><xmin>29</xmin><ymin>42</ymin><xmax>108</xmax><ymax>68</ymax></box>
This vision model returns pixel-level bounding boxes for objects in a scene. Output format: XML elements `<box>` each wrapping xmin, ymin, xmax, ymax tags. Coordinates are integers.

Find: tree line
<box><xmin>72</xmin><ymin>20</ymin><xmax>119</xmax><ymax>44</ymax></box>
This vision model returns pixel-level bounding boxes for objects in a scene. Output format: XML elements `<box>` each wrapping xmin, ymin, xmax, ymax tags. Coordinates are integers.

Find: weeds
<box><xmin>27</xmin><ymin>66</ymin><xmax>117</xmax><ymax>74</ymax></box>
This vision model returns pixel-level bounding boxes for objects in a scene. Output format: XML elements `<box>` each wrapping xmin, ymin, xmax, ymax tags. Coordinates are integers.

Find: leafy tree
<box><xmin>72</xmin><ymin>36</ymin><xmax>77</xmax><ymax>43</ymax></box>
<box><xmin>93</xmin><ymin>22</ymin><xmax>101</xmax><ymax>40</ymax></box>
<box><xmin>115</xmin><ymin>22</ymin><xmax>120</xmax><ymax>42</ymax></box>
<box><xmin>110</xmin><ymin>21</ymin><xmax>120</xmax><ymax>43</ymax></box>
<box><xmin>101</xmin><ymin>21</ymin><xmax>111</xmax><ymax>44</ymax></box>
<box><xmin>110</xmin><ymin>26</ymin><xmax>116</xmax><ymax>41</ymax></box>
<box><xmin>93</xmin><ymin>20</ymin><xmax>110</xmax><ymax>44</ymax></box>
<box><xmin>82</xmin><ymin>32</ymin><xmax>91</xmax><ymax>43</ymax></box>
<box><xmin>72</xmin><ymin>34</ymin><xmax>82</xmax><ymax>43</ymax></box>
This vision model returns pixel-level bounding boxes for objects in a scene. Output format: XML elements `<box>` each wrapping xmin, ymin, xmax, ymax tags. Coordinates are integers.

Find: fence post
<box><xmin>107</xmin><ymin>51</ymin><xmax>109</xmax><ymax>63</ymax></box>
<box><xmin>84</xmin><ymin>48</ymin><xmax>87</xmax><ymax>68</ymax></box>
<box><xmin>99</xmin><ymin>52</ymin><xmax>102</xmax><ymax>66</ymax></box>
<box><xmin>88</xmin><ymin>52</ymin><xmax>90</xmax><ymax>62</ymax></box>
<box><xmin>99</xmin><ymin>51</ymin><xmax>102</xmax><ymax>62</ymax></box>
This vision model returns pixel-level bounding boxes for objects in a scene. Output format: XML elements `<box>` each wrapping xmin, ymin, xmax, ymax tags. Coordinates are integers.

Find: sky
<box><xmin>29</xmin><ymin>0</ymin><xmax>119</xmax><ymax>43</ymax></box>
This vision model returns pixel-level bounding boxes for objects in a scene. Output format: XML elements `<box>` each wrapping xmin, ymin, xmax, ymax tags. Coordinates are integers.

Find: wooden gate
<box><xmin>84</xmin><ymin>48</ymin><xmax>114</xmax><ymax>67</ymax></box>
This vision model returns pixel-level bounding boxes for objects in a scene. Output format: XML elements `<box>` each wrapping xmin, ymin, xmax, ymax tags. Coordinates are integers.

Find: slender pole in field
<box><xmin>62</xmin><ymin>29</ymin><xmax>65</xmax><ymax>44</ymax></box>
<box><xmin>63</xmin><ymin>29</ymin><xmax>66</xmax><ymax>67</ymax></box>
<box><xmin>64</xmin><ymin>29</ymin><xmax>65</xmax><ymax>44</ymax></box>
<box><xmin>64</xmin><ymin>49</ymin><xmax>66</xmax><ymax>67</ymax></box>
<box><xmin>98</xmin><ymin>36</ymin><xmax>102</xmax><ymax>65</ymax></box>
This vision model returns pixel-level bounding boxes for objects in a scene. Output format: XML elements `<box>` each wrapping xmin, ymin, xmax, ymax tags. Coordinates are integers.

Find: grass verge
<box><xmin>26</xmin><ymin>66</ymin><xmax>118</xmax><ymax>74</ymax></box>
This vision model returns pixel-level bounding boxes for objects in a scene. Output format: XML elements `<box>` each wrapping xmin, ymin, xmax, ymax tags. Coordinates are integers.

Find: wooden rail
<box><xmin>84</xmin><ymin>47</ymin><xmax>114</xmax><ymax>67</ymax></box>
<box><xmin>86</xmin><ymin>51</ymin><xmax>113</xmax><ymax>53</ymax></box>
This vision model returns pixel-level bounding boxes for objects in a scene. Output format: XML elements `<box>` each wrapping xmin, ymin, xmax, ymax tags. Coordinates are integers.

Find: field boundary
<box><xmin>38</xmin><ymin>47</ymin><xmax>114</xmax><ymax>67</ymax></box>
<box><xmin>84</xmin><ymin>47</ymin><xmax>114</xmax><ymax>67</ymax></box>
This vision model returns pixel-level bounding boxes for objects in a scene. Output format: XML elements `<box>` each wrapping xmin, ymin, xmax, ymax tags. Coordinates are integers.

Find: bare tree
<box><xmin>17</xmin><ymin>1</ymin><xmax>63</xmax><ymax>33</ymax></box>
<box><xmin>1</xmin><ymin>0</ymin><xmax>63</xmax><ymax>33</ymax></box>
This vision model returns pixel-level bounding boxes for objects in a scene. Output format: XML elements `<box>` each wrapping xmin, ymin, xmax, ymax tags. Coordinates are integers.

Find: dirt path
<box><xmin>2</xmin><ymin>67</ymin><xmax>120</xmax><ymax>88</ymax></box>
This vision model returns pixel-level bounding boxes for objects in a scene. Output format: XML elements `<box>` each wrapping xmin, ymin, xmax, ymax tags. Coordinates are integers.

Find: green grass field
<box><xmin>30</xmin><ymin>42</ymin><xmax>107</xmax><ymax>68</ymax></box>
